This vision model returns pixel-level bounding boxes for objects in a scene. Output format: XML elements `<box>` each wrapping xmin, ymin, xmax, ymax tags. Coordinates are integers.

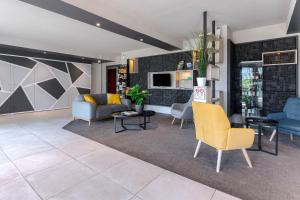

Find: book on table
<box><xmin>122</xmin><ymin>111</ymin><xmax>139</xmax><ymax>116</ymax></box>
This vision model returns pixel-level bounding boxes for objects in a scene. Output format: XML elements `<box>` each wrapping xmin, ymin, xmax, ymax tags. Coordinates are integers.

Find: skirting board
<box><xmin>144</xmin><ymin>105</ymin><xmax>171</xmax><ymax>114</ymax></box>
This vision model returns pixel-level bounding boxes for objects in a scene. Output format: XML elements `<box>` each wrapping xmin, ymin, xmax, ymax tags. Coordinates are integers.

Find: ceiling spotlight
<box><xmin>43</xmin><ymin>51</ymin><xmax>47</xmax><ymax>54</ymax></box>
<box><xmin>81</xmin><ymin>57</ymin><xmax>85</xmax><ymax>60</ymax></box>
<box><xmin>97</xmin><ymin>60</ymin><xmax>101</xmax><ymax>63</ymax></box>
<box><xmin>96</xmin><ymin>22</ymin><xmax>101</xmax><ymax>27</ymax></box>
<box><xmin>139</xmin><ymin>38</ymin><xmax>143</xmax><ymax>42</ymax></box>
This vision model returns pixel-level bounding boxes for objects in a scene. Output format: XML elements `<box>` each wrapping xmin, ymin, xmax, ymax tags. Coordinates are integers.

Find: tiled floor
<box><xmin>0</xmin><ymin>109</ymin><xmax>240</xmax><ymax>200</ymax></box>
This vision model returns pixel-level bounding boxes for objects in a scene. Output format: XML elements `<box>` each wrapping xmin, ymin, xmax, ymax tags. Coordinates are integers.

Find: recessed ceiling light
<box><xmin>97</xmin><ymin>60</ymin><xmax>101</xmax><ymax>63</ymax></box>
<box><xmin>43</xmin><ymin>51</ymin><xmax>47</xmax><ymax>54</ymax></box>
<box><xmin>139</xmin><ymin>38</ymin><xmax>143</xmax><ymax>42</ymax></box>
<box><xmin>96</xmin><ymin>22</ymin><xmax>101</xmax><ymax>27</ymax></box>
<box><xmin>81</xmin><ymin>57</ymin><xmax>85</xmax><ymax>60</ymax></box>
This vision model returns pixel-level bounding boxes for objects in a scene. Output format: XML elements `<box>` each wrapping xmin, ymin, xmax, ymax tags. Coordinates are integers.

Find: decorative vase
<box><xmin>135</xmin><ymin>104</ymin><xmax>144</xmax><ymax>114</ymax></box>
<box><xmin>197</xmin><ymin>77</ymin><xmax>206</xmax><ymax>86</ymax></box>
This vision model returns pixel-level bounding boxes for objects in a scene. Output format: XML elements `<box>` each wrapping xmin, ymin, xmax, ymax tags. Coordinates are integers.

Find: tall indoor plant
<box><xmin>127</xmin><ymin>84</ymin><xmax>151</xmax><ymax>113</ymax></box>
<box><xmin>196</xmin><ymin>33</ymin><xmax>209</xmax><ymax>86</ymax></box>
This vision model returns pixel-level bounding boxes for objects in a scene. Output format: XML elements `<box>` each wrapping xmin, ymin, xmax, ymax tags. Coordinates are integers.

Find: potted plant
<box><xmin>127</xmin><ymin>84</ymin><xmax>151</xmax><ymax>113</ymax></box>
<box><xmin>194</xmin><ymin>33</ymin><xmax>218</xmax><ymax>86</ymax></box>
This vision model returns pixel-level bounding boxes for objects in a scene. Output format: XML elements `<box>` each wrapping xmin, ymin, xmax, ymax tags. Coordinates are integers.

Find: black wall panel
<box><xmin>231</xmin><ymin>36</ymin><xmax>298</xmax><ymax>115</ymax></box>
<box><xmin>129</xmin><ymin>51</ymin><xmax>193</xmax><ymax>106</ymax></box>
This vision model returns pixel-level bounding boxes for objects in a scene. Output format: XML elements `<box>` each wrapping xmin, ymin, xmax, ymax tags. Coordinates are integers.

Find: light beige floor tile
<box><xmin>0</xmin><ymin>134</ymin><xmax>41</xmax><ymax>149</ymax></box>
<box><xmin>0</xmin><ymin>178</ymin><xmax>40</xmax><ymax>200</ymax></box>
<box><xmin>0</xmin><ymin>130</ymin><xmax>32</xmax><ymax>146</ymax></box>
<box><xmin>58</xmin><ymin>139</ymin><xmax>105</xmax><ymax>157</ymax></box>
<box><xmin>33</xmin><ymin>130</ymin><xmax>84</xmax><ymax>147</ymax></box>
<box><xmin>13</xmin><ymin>149</ymin><xmax>71</xmax><ymax>176</ymax></box>
<box><xmin>49</xmin><ymin>174</ymin><xmax>133</xmax><ymax>200</ymax></box>
<box><xmin>137</xmin><ymin>171</ymin><xmax>215</xmax><ymax>200</ymax></box>
<box><xmin>26</xmin><ymin>160</ymin><xmax>96</xmax><ymax>199</ymax></box>
<box><xmin>0</xmin><ymin>150</ymin><xmax>10</xmax><ymax>165</ymax></box>
<box><xmin>79</xmin><ymin>148</ymin><xmax>129</xmax><ymax>173</ymax></box>
<box><xmin>211</xmin><ymin>190</ymin><xmax>241</xmax><ymax>200</ymax></box>
<box><xmin>2</xmin><ymin>137</ymin><xmax>53</xmax><ymax>161</ymax></box>
<box><xmin>0</xmin><ymin>162</ymin><xmax>21</xmax><ymax>184</ymax></box>
<box><xmin>130</xmin><ymin>196</ymin><xmax>142</xmax><ymax>200</ymax></box>
<box><xmin>103</xmin><ymin>157</ymin><xmax>164</xmax><ymax>194</ymax></box>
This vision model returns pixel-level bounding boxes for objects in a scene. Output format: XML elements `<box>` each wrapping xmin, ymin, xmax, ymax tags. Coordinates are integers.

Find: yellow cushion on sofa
<box><xmin>83</xmin><ymin>95</ymin><xmax>96</xmax><ymax>105</ymax></box>
<box><xmin>107</xmin><ymin>93</ymin><xmax>121</xmax><ymax>105</ymax></box>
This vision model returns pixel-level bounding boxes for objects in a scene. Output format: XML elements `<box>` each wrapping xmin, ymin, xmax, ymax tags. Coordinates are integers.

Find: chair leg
<box><xmin>73</xmin><ymin>116</ymin><xmax>76</xmax><ymax>120</ymax></box>
<box><xmin>269</xmin><ymin>129</ymin><xmax>277</xmax><ymax>142</ymax></box>
<box><xmin>241</xmin><ymin>149</ymin><xmax>253</xmax><ymax>168</ymax></box>
<box><xmin>194</xmin><ymin>140</ymin><xmax>201</xmax><ymax>158</ymax></box>
<box><xmin>171</xmin><ymin>117</ymin><xmax>176</xmax><ymax>125</ymax></box>
<box><xmin>89</xmin><ymin>120</ymin><xmax>91</xmax><ymax>126</ymax></box>
<box><xmin>290</xmin><ymin>134</ymin><xmax>294</xmax><ymax>141</ymax></box>
<box><xmin>180</xmin><ymin>119</ymin><xmax>184</xmax><ymax>129</ymax></box>
<box><xmin>216</xmin><ymin>150</ymin><xmax>222</xmax><ymax>173</ymax></box>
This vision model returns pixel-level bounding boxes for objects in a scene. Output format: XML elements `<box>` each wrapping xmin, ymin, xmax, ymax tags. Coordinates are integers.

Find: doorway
<box><xmin>107</xmin><ymin>68</ymin><xmax>117</xmax><ymax>93</ymax></box>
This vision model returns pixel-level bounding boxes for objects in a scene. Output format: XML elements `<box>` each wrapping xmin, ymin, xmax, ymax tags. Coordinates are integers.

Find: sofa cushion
<box><xmin>278</xmin><ymin>119</ymin><xmax>300</xmax><ymax>132</ymax></box>
<box><xmin>92</xmin><ymin>94</ymin><xmax>107</xmax><ymax>105</ymax></box>
<box><xmin>111</xmin><ymin>104</ymin><xmax>128</xmax><ymax>112</ymax></box>
<box><xmin>107</xmin><ymin>93</ymin><xmax>121</xmax><ymax>105</ymax></box>
<box><xmin>96</xmin><ymin>105</ymin><xmax>113</xmax><ymax>119</ymax></box>
<box><xmin>171</xmin><ymin>109</ymin><xmax>183</xmax><ymax>117</ymax></box>
<box><xmin>83</xmin><ymin>95</ymin><xmax>96</xmax><ymax>105</ymax></box>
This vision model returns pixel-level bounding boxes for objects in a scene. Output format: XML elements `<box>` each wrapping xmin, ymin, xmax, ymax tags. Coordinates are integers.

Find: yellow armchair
<box><xmin>192</xmin><ymin>102</ymin><xmax>255</xmax><ymax>173</ymax></box>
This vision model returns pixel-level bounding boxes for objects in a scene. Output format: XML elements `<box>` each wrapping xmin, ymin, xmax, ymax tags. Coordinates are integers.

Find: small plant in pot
<box><xmin>127</xmin><ymin>84</ymin><xmax>151</xmax><ymax>113</ymax></box>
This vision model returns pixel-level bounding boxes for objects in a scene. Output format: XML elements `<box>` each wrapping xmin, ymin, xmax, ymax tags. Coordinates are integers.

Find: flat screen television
<box><xmin>153</xmin><ymin>73</ymin><xmax>171</xmax><ymax>87</ymax></box>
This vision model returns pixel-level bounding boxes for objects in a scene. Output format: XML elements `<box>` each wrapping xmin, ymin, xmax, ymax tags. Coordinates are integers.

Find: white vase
<box><xmin>197</xmin><ymin>77</ymin><xmax>206</xmax><ymax>86</ymax></box>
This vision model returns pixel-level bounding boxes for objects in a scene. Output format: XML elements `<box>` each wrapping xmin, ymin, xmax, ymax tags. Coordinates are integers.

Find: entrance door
<box><xmin>107</xmin><ymin>68</ymin><xmax>117</xmax><ymax>93</ymax></box>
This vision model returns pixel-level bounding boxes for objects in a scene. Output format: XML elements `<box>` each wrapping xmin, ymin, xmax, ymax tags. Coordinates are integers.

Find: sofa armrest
<box><xmin>121</xmin><ymin>98</ymin><xmax>132</xmax><ymax>110</ymax></box>
<box><xmin>72</xmin><ymin>101</ymin><xmax>96</xmax><ymax>120</ymax></box>
<box><xmin>267</xmin><ymin>112</ymin><xmax>286</xmax><ymax>120</ymax></box>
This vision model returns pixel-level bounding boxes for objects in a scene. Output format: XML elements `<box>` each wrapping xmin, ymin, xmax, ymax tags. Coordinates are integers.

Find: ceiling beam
<box><xmin>0</xmin><ymin>43</ymin><xmax>111</xmax><ymax>64</ymax></box>
<box><xmin>19</xmin><ymin>0</ymin><xmax>181</xmax><ymax>51</ymax></box>
<box><xmin>287</xmin><ymin>0</ymin><xmax>300</xmax><ymax>34</ymax></box>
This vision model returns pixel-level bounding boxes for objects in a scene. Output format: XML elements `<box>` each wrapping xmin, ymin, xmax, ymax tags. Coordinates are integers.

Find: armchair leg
<box><xmin>216</xmin><ymin>150</ymin><xmax>222</xmax><ymax>173</ymax></box>
<box><xmin>194</xmin><ymin>140</ymin><xmax>201</xmax><ymax>158</ymax></box>
<box><xmin>73</xmin><ymin>116</ymin><xmax>76</xmax><ymax>120</ymax></box>
<box><xmin>269</xmin><ymin>129</ymin><xmax>277</xmax><ymax>142</ymax></box>
<box><xmin>89</xmin><ymin>120</ymin><xmax>91</xmax><ymax>126</ymax></box>
<box><xmin>171</xmin><ymin>117</ymin><xmax>176</xmax><ymax>125</ymax></box>
<box><xmin>290</xmin><ymin>134</ymin><xmax>294</xmax><ymax>141</ymax></box>
<box><xmin>241</xmin><ymin>149</ymin><xmax>253</xmax><ymax>168</ymax></box>
<box><xmin>180</xmin><ymin>119</ymin><xmax>184</xmax><ymax>129</ymax></box>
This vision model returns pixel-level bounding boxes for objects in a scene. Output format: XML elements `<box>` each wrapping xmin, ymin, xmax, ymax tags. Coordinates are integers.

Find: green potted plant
<box><xmin>127</xmin><ymin>84</ymin><xmax>151</xmax><ymax>113</ymax></box>
<box><xmin>196</xmin><ymin>33</ymin><xmax>209</xmax><ymax>86</ymax></box>
<box><xmin>194</xmin><ymin>33</ymin><xmax>218</xmax><ymax>86</ymax></box>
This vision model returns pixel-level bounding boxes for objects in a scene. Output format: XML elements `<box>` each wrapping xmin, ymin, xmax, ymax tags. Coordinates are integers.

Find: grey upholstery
<box><xmin>72</xmin><ymin>94</ymin><xmax>132</xmax><ymax>124</ymax></box>
<box><xmin>170</xmin><ymin>93</ymin><xmax>194</xmax><ymax>128</ymax></box>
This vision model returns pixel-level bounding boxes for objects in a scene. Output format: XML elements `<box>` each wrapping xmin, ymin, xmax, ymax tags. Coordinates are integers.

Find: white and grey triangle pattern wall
<box><xmin>0</xmin><ymin>54</ymin><xmax>91</xmax><ymax>114</ymax></box>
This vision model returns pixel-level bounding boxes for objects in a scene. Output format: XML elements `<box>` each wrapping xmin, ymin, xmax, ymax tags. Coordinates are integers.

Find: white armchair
<box><xmin>170</xmin><ymin>93</ymin><xmax>194</xmax><ymax>128</ymax></box>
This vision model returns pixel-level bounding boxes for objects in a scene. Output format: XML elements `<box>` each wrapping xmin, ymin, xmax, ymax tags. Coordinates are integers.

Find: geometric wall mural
<box><xmin>0</xmin><ymin>54</ymin><xmax>91</xmax><ymax>114</ymax></box>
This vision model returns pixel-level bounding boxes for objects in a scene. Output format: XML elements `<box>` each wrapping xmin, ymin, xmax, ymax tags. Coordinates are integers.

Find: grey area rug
<box><xmin>64</xmin><ymin>114</ymin><xmax>300</xmax><ymax>200</ymax></box>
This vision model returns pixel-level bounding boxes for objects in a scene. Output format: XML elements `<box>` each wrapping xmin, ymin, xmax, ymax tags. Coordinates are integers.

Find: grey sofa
<box><xmin>72</xmin><ymin>94</ymin><xmax>131</xmax><ymax>126</ymax></box>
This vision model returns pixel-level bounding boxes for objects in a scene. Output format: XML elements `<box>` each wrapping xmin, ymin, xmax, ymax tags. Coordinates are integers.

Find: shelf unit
<box><xmin>176</xmin><ymin>70</ymin><xmax>193</xmax><ymax>90</ymax></box>
<box><xmin>262</xmin><ymin>50</ymin><xmax>297</xmax><ymax>66</ymax></box>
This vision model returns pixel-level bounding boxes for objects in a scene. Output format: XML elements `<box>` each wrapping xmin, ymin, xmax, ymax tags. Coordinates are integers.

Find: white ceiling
<box><xmin>0</xmin><ymin>0</ymin><xmax>292</xmax><ymax>60</ymax></box>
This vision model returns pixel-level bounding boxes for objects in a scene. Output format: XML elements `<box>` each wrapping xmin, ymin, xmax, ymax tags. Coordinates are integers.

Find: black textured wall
<box><xmin>231</xmin><ymin>36</ymin><xmax>298</xmax><ymax>115</ymax></box>
<box><xmin>129</xmin><ymin>51</ymin><xmax>193</xmax><ymax>106</ymax></box>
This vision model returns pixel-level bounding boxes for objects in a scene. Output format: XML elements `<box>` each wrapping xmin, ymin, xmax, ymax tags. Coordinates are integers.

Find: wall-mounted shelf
<box><xmin>262</xmin><ymin>50</ymin><xmax>297</xmax><ymax>66</ymax></box>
